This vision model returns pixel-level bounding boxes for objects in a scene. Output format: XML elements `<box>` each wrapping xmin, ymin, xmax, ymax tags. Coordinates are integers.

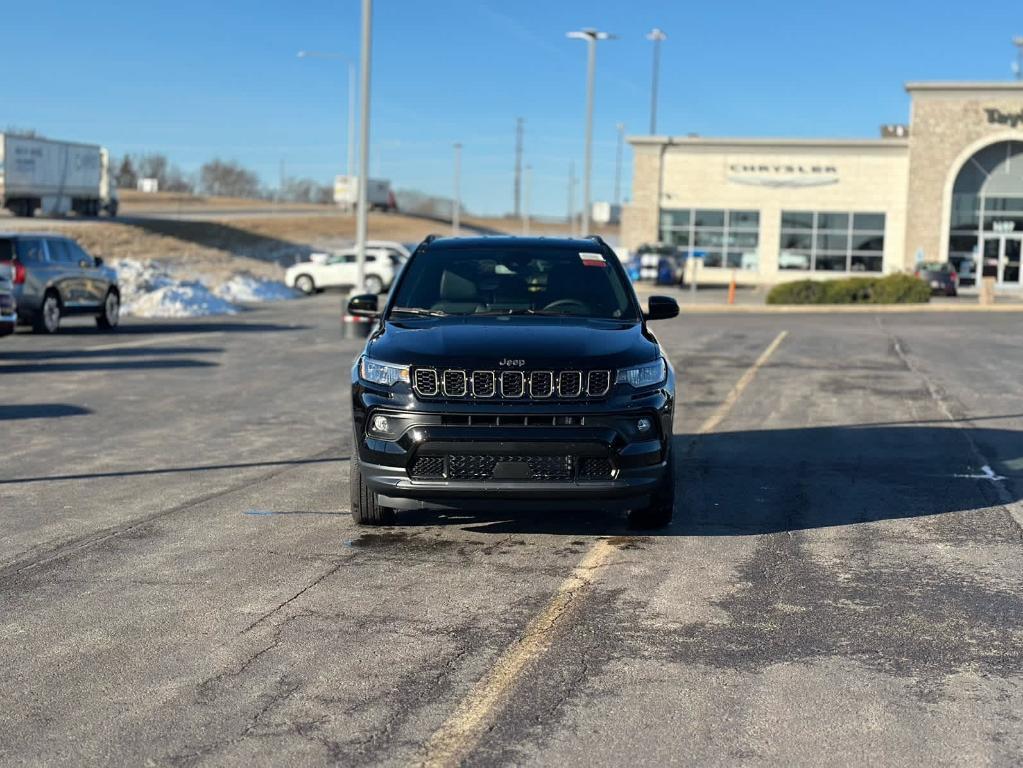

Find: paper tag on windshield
<box><xmin>579</xmin><ymin>252</ymin><xmax>606</xmax><ymax>267</ymax></box>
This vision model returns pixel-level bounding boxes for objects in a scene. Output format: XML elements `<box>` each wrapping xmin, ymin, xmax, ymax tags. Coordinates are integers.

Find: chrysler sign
<box><xmin>726</xmin><ymin>159</ymin><xmax>839</xmax><ymax>188</ymax></box>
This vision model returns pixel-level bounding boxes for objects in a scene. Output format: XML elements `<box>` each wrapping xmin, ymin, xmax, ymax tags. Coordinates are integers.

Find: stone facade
<box><xmin>903</xmin><ymin>83</ymin><xmax>1023</xmax><ymax>263</ymax></box>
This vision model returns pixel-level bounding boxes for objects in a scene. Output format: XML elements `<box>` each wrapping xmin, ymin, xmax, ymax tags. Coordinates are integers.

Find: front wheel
<box><xmin>96</xmin><ymin>290</ymin><xmax>120</xmax><ymax>329</ymax></box>
<box><xmin>33</xmin><ymin>293</ymin><xmax>62</xmax><ymax>334</ymax></box>
<box><xmin>295</xmin><ymin>274</ymin><xmax>316</xmax><ymax>295</ymax></box>
<box><xmin>350</xmin><ymin>457</ymin><xmax>395</xmax><ymax>525</ymax></box>
<box><xmin>363</xmin><ymin>274</ymin><xmax>384</xmax><ymax>295</ymax></box>
<box><xmin>628</xmin><ymin>460</ymin><xmax>675</xmax><ymax>529</ymax></box>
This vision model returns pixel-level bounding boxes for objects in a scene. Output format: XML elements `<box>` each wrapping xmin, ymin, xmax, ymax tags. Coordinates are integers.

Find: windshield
<box><xmin>389</xmin><ymin>247</ymin><xmax>639</xmax><ymax>320</ymax></box>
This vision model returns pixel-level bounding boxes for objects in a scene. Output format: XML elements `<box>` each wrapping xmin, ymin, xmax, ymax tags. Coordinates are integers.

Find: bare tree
<box><xmin>200</xmin><ymin>159</ymin><xmax>261</xmax><ymax>198</ymax></box>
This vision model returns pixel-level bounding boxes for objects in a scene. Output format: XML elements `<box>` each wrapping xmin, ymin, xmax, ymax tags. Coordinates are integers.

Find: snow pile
<box><xmin>213</xmin><ymin>274</ymin><xmax>298</xmax><ymax>303</ymax></box>
<box><xmin>112</xmin><ymin>259</ymin><xmax>294</xmax><ymax>318</ymax></box>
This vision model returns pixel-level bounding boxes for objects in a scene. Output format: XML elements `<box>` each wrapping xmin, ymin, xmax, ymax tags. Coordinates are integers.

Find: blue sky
<box><xmin>4</xmin><ymin>0</ymin><xmax>1022</xmax><ymax>215</ymax></box>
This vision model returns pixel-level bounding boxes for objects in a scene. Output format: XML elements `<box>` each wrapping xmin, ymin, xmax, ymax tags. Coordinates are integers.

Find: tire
<box><xmin>33</xmin><ymin>292</ymin><xmax>62</xmax><ymax>334</ymax></box>
<box><xmin>350</xmin><ymin>456</ymin><xmax>395</xmax><ymax>525</ymax></box>
<box><xmin>628</xmin><ymin>458</ymin><xmax>675</xmax><ymax>529</ymax></box>
<box><xmin>364</xmin><ymin>274</ymin><xmax>384</xmax><ymax>295</ymax></box>
<box><xmin>96</xmin><ymin>290</ymin><xmax>120</xmax><ymax>329</ymax></box>
<box><xmin>295</xmin><ymin>274</ymin><xmax>316</xmax><ymax>295</ymax></box>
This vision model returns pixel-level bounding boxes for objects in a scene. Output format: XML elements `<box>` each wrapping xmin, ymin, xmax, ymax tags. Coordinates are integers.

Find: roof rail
<box><xmin>422</xmin><ymin>233</ymin><xmax>441</xmax><ymax>245</ymax></box>
<box><xmin>585</xmin><ymin>234</ymin><xmax>607</xmax><ymax>247</ymax></box>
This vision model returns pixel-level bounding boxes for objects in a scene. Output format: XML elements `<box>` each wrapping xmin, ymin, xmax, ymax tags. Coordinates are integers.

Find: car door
<box><xmin>43</xmin><ymin>238</ymin><xmax>86</xmax><ymax>307</ymax></box>
<box><xmin>66</xmin><ymin>240</ymin><xmax>107</xmax><ymax>306</ymax></box>
<box><xmin>318</xmin><ymin>253</ymin><xmax>357</xmax><ymax>288</ymax></box>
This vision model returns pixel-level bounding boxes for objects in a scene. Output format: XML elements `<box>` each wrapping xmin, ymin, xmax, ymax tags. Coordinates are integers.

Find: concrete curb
<box><xmin>673</xmin><ymin>303</ymin><xmax>1023</xmax><ymax>314</ymax></box>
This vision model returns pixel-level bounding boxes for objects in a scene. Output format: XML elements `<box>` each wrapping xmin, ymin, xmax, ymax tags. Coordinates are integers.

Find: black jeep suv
<box><xmin>347</xmin><ymin>235</ymin><xmax>679</xmax><ymax>527</ymax></box>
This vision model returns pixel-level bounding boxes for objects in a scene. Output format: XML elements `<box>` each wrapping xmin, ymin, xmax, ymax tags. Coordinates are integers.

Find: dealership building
<box><xmin>622</xmin><ymin>82</ymin><xmax>1023</xmax><ymax>287</ymax></box>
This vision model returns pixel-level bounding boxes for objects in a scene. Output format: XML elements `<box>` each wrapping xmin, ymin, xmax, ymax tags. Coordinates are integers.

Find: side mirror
<box><xmin>644</xmin><ymin>295</ymin><xmax>679</xmax><ymax>321</ymax></box>
<box><xmin>347</xmin><ymin>293</ymin><xmax>380</xmax><ymax>317</ymax></box>
<box><xmin>93</xmin><ymin>256</ymin><xmax>104</xmax><ymax>267</ymax></box>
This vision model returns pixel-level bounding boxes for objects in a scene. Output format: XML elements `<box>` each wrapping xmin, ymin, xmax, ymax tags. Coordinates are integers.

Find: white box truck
<box><xmin>0</xmin><ymin>135</ymin><xmax>118</xmax><ymax>217</ymax></box>
<box><xmin>333</xmin><ymin>175</ymin><xmax>398</xmax><ymax>212</ymax></box>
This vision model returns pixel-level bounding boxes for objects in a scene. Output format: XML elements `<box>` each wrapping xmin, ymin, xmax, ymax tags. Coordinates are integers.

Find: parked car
<box><xmin>0</xmin><ymin>233</ymin><xmax>120</xmax><ymax>333</ymax></box>
<box><xmin>285</xmin><ymin>247</ymin><xmax>399</xmax><ymax>295</ymax></box>
<box><xmin>914</xmin><ymin>262</ymin><xmax>958</xmax><ymax>296</ymax></box>
<box><xmin>0</xmin><ymin>272</ymin><xmax>16</xmax><ymax>337</ymax></box>
<box><xmin>345</xmin><ymin>234</ymin><xmax>680</xmax><ymax>528</ymax></box>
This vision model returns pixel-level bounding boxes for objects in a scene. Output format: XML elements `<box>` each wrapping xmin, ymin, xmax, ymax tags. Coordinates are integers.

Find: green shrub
<box><xmin>767</xmin><ymin>274</ymin><xmax>931</xmax><ymax>305</ymax></box>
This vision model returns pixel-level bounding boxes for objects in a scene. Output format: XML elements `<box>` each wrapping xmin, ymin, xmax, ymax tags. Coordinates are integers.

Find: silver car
<box><xmin>0</xmin><ymin>233</ymin><xmax>120</xmax><ymax>333</ymax></box>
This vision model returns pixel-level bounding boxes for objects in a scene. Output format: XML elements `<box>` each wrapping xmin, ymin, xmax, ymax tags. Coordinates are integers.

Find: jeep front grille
<box><xmin>413</xmin><ymin>367</ymin><xmax>612</xmax><ymax>400</ymax></box>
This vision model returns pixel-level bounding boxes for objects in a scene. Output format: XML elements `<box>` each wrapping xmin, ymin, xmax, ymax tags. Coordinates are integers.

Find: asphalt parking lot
<box><xmin>1</xmin><ymin>296</ymin><xmax>1022</xmax><ymax>766</ymax></box>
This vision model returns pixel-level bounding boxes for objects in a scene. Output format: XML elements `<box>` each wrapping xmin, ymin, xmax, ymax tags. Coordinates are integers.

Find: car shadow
<box><xmin>46</xmin><ymin>321</ymin><xmax>308</xmax><ymax>336</ymax></box>
<box><xmin>394</xmin><ymin>424</ymin><xmax>1022</xmax><ymax>536</ymax></box>
<box><xmin>0</xmin><ymin>346</ymin><xmax>223</xmax><ymax>361</ymax></box>
<box><xmin>0</xmin><ymin>358</ymin><xmax>218</xmax><ymax>374</ymax></box>
<box><xmin>0</xmin><ymin>404</ymin><xmax>92</xmax><ymax>420</ymax></box>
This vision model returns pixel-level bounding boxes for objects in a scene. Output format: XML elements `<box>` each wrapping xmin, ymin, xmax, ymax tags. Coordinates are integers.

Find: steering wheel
<box><xmin>542</xmin><ymin>298</ymin><xmax>590</xmax><ymax>314</ymax></box>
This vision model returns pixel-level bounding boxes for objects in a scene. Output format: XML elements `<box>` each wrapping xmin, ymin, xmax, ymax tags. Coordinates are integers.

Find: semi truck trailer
<box><xmin>0</xmin><ymin>135</ymin><xmax>118</xmax><ymax>218</ymax></box>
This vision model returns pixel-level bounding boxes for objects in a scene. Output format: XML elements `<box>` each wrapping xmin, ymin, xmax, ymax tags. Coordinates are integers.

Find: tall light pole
<box><xmin>614</xmin><ymin>122</ymin><xmax>624</xmax><ymax>207</ymax></box>
<box><xmin>646</xmin><ymin>28</ymin><xmax>667</xmax><ymax>134</ymax></box>
<box><xmin>513</xmin><ymin>117</ymin><xmax>524</xmax><ymax>218</ymax></box>
<box><xmin>296</xmin><ymin>50</ymin><xmax>357</xmax><ymax>179</ymax></box>
<box><xmin>452</xmin><ymin>142</ymin><xmax>462</xmax><ymax>235</ymax></box>
<box><xmin>567</xmin><ymin>28</ymin><xmax>615</xmax><ymax>236</ymax></box>
<box><xmin>1014</xmin><ymin>37</ymin><xmax>1023</xmax><ymax>80</ymax></box>
<box><xmin>567</xmin><ymin>161</ymin><xmax>576</xmax><ymax>237</ymax></box>
<box><xmin>354</xmin><ymin>0</ymin><xmax>373</xmax><ymax>291</ymax></box>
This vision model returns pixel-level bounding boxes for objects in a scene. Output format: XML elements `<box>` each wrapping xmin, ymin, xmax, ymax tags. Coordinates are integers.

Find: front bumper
<box><xmin>353</xmin><ymin>404</ymin><xmax>672</xmax><ymax>512</ymax></box>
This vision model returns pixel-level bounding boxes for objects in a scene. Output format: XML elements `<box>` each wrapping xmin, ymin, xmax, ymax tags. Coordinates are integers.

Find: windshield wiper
<box><xmin>389</xmin><ymin>307</ymin><xmax>449</xmax><ymax>317</ymax></box>
<box><xmin>474</xmin><ymin>308</ymin><xmax>567</xmax><ymax>316</ymax></box>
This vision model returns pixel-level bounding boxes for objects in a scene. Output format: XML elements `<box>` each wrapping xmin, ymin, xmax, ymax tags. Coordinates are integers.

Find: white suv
<box><xmin>285</xmin><ymin>247</ymin><xmax>398</xmax><ymax>295</ymax></box>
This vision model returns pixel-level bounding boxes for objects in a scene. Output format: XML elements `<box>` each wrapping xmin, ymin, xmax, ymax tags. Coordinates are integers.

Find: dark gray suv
<box><xmin>0</xmin><ymin>234</ymin><xmax>120</xmax><ymax>333</ymax></box>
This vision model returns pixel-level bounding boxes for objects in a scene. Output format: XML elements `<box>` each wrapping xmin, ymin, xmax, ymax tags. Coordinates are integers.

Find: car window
<box><xmin>0</xmin><ymin>239</ymin><xmax>14</xmax><ymax>261</ymax></box>
<box><xmin>16</xmin><ymin>238</ymin><xmax>47</xmax><ymax>263</ymax></box>
<box><xmin>47</xmin><ymin>239</ymin><xmax>74</xmax><ymax>263</ymax></box>
<box><xmin>366</xmin><ymin>255</ymin><xmax>377</xmax><ymax>263</ymax></box>
<box><xmin>391</xmin><ymin>247</ymin><xmax>639</xmax><ymax>320</ymax></box>
<box><xmin>343</xmin><ymin>254</ymin><xmax>357</xmax><ymax>264</ymax></box>
<box><xmin>326</xmin><ymin>254</ymin><xmax>345</xmax><ymax>265</ymax></box>
<box><xmin>67</xmin><ymin>241</ymin><xmax>93</xmax><ymax>266</ymax></box>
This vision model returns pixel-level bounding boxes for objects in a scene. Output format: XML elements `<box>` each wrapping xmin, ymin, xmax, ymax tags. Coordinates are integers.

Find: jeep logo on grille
<box><xmin>498</xmin><ymin>358</ymin><xmax>525</xmax><ymax>367</ymax></box>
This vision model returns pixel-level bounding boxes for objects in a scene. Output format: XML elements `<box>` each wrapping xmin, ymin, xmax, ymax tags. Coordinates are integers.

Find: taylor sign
<box><xmin>984</xmin><ymin>108</ymin><xmax>1023</xmax><ymax>128</ymax></box>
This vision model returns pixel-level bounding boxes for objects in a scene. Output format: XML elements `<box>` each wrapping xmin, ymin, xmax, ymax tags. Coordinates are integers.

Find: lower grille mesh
<box><xmin>409</xmin><ymin>454</ymin><xmax>612</xmax><ymax>482</ymax></box>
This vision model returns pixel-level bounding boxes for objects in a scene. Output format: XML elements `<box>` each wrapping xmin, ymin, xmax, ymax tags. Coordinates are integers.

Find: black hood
<box><xmin>367</xmin><ymin>316</ymin><xmax>659</xmax><ymax>370</ymax></box>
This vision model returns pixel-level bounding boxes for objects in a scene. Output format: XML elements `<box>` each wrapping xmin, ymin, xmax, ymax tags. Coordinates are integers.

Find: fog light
<box><xmin>636</xmin><ymin>417</ymin><xmax>652</xmax><ymax>433</ymax></box>
<box><xmin>371</xmin><ymin>415</ymin><xmax>390</xmax><ymax>434</ymax></box>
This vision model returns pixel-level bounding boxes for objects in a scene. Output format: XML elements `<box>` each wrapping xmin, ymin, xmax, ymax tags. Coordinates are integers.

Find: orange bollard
<box><xmin>727</xmin><ymin>271</ymin><xmax>737</xmax><ymax>305</ymax></box>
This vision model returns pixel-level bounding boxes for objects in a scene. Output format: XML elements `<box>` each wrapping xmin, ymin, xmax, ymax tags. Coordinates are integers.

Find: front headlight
<box><xmin>616</xmin><ymin>358</ymin><xmax>666</xmax><ymax>389</ymax></box>
<box><xmin>359</xmin><ymin>356</ymin><xmax>410</xmax><ymax>386</ymax></box>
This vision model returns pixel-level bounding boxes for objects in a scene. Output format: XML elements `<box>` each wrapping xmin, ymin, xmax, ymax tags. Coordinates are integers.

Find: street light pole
<box><xmin>355</xmin><ymin>0</ymin><xmax>373</xmax><ymax>291</ymax></box>
<box><xmin>1014</xmin><ymin>37</ymin><xmax>1023</xmax><ymax>81</ymax></box>
<box><xmin>567</xmin><ymin>28</ymin><xmax>614</xmax><ymax>237</ymax></box>
<box><xmin>646</xmin><ymin>28</ymin><xmax>667</xmax><ymax>134</ymax></box>
<box><xmin>452</xmin><ymin>142</ymin><xmax>462</xmax><ymax>235</ymax></box>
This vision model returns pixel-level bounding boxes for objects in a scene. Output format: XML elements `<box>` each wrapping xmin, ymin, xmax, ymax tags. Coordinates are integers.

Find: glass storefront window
<box><xmin>658</xmin><ymin>208</ymin><xmax>761</xmax><ymax>271</ymax></box>
<box><xmin>779</xmin><ymin>210</ymin><xmax>886</xmax><ymax>272</ymax></box>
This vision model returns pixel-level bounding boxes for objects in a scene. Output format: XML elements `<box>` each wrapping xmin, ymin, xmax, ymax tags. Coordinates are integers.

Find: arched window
<box><xmin>949</xmin><ymin>141</ymin><xmax>1023</xmax><ymax>284</ymax></box>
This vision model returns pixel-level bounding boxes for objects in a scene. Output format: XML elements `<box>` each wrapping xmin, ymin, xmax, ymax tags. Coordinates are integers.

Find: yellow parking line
<box><xmin>697</xmin><ymin>330</ymin><xmax>787</xmax><ymax>435</ymax></box>
<box><xmin>416</xmin><ymin>330</ymin><xmax>789</xmax><ymax>768</ymax></box>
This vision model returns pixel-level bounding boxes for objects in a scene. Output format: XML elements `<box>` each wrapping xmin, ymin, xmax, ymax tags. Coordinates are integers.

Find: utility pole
<box><xmin>567</xmin><ymin>160</ymin><xmax>576</xmax><ymax>237</ymax></box>
<box><xmin>567</xmin><ymin>28</ymin><xmax>615</xmax><ymax>237</ymax></box>
<box><xmin>513</xmin><ymin>117</ymin><xmax>524</xmax><ymax>218</ymax></box>
<box><xmin>1015</xmin><ymin>37</ymin><xmax>1023</xmax><ymax>80</ymax></box>
<box><xmin>614</xmin><ymin>122</ymin><xmax>624</xmax><ymax>207</ymax></box>
<box><xmin>452</xmin><ymin>142</ymin><xmax>462</xmax><ymax>235</ymax></box>
<box><xmin>347</xmin><ymin>63</ymin><xmax>357</xmax><ymax>175</ymax></box>
<box><xmin>355</xmin><ymin>0</ymin><xmax>373</xmax><ymax>292</ymax></box>
<box><xmin>646</xmin><ymin>28</ymin><xmax>667</xmax><ymax>134</ymax></box>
